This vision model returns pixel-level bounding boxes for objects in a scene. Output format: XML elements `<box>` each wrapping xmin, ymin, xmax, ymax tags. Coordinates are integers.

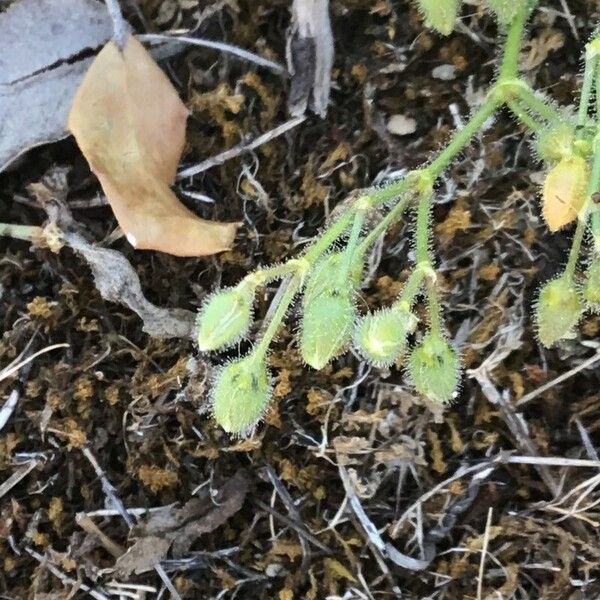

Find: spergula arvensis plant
<box><xmin>195</xmin><ymin>2</ymin><xmax>600</xmax><ymax>435</ymax></box>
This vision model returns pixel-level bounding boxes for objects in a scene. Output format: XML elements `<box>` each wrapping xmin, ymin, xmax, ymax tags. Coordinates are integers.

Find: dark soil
<box><xmin>2</xmin><ymin>1</ymin><xmax>600</xmax><ymax>598</ymax></box>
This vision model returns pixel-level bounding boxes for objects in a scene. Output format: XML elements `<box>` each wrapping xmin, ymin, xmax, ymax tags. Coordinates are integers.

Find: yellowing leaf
<box><xmin>323</xmin><ymin>558</ymin><xmax>357</xmax><ymax>582</ymax></box>
<box><xmin>542</xmin><ymin>155</ymin><xmax>589</xmax><ymax>232</ymax></box>
<box><xmin>68</xmin><ymin>36</ymin><xmax>238</xmax><ymax>256</ymax></box>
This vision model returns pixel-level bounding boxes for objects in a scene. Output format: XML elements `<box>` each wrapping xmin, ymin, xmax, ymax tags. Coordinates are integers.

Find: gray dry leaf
<box><xmin>64</xmin><ymin>232</ymin><xmax>197</xmax><ymax>339</ymax></box>
<box><xmin>115</xmin><ymin>536</ymin><xmax>171</xmax><ymax>577</ymax></box>
<box><xmin>133</xmin><ymin>470</ymin><xmax>249</xmax><ymax>557</ymax></box>
<box><xmin>0</xmin><ymin>0</ymin><xmax>112</xmax><ymax>172</ymax></box>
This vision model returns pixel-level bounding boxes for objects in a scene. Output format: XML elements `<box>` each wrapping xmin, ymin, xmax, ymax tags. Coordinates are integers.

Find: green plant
<box><xmin>199</xmin><ymin>1</ymin><xmax>600</xmax><ymax>435</ymax></box>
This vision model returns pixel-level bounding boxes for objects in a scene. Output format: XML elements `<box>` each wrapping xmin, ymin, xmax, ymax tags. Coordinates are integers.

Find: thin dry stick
<box><xmin>473</xmin><ymin>371</ymin><xmax>560</xmax><ymax>496</ymax></box>
<box><xmin>177</xmin><ymin>116</ymin><xmax>306</xmax><ymax>178</ymax></box>
<box><xmin>104</xmin><ymin>0</ymin><xmax>129</xmax><ymax>50</ymax></box>
<box><xmin>0</xmin><ymin>460</ymin><xmax>39</xmax><ymax>500</ymax></box>
<box><xmin>390</xmin><ymin>461</ymin><xmax>496</xmax><ymax>539</ymax></box>
<box><xmin>476</xmin><ymin>507</ymin><xmax>493</xmax><ymax>600</ymax></box>
<box><xmin>139</xmin><ymin>34</ymin><xmax>287</xmax><ymax>75</ymax></box>
<box><xmin>81</xmin><ymin>447</ymin><xmax>182</xmax><ymax>600</ymax></box>
<box><xmin>75</xmin><ymin>513</ymin><xmax>125</xmax><ymax>558</ymax></box>
<box><xmin>0</xmin><ymin>343</ymin><xmax>69</xmax><ymax>382</ymax></box>
<box><xmin>338</xmin><ymin>463</ymin><xmax>431</xmax><ymax>571</ymax></box>
<box><xmin>504</xmin><ymin>455</ymin><xmax>600</xmax><ymax>469</ymax></box>
<box><xmin>25</xmin><ymin>546</ymin><xmax>110</xmax><ymax>600</ymax></box>
<box><xmin>516</xmin><ymin>350</ymin><xmax>600</xmax><ymax>407</ymax></box>
<box><xmin>0</xmin><ymin>390</ymin><xmax>19</xmax><ymax>434</ymax></box>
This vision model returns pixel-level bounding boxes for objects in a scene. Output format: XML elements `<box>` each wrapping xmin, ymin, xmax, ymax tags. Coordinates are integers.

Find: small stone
<box><xmin>432</xmin><ymin>64</ymin><xmax>456</xmax><ymax>80</ymax></box>
<box><xmin>387</xmin><ymin>114</ymin><xmax>417</xmax><ymax>136</ymax></box>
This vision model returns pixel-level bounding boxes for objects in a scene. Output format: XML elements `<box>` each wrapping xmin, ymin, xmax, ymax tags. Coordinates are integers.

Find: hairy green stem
<box><xmin>303</xmin><ymin>207</ymin><xmax>357</xmax><ymax>265</ymax></box>
<box><xmin>254</xmin><ymin>275</ymin><xmax>301</xmax><ymax>359</ymax></box>
<box><xmin>339</xmin><ymin>207</ymin><xmax>366</xmax><ymax>281</ymax></box>
<box><xmin>588</xmin><ymin>137</ymin><xmax>600</xmax><ymax>254</ymax></box>
<box><xmin>427</xmin><ymin>94</ymin><xmax>501</xmax><ymax>178</ymax></box>
<box><xmin>507</xmin><ymin>100</ymin><xmax>544</xmax><ymax>131</ymax></box>
<box><xmin>596</xmin><ymin>49</ymin><xmax>600</xmax><ymax>118</ymax></box>
<box><xmin>415</xmin><ymin>188</ymin><xmax>433</xmax><ymax>264</ymax></box>
<box><xmin>393</xmin><ymin>264</ymin><xmax>434</xmax><ymax>311</ymax></box>
<box><xmin>426</xmin><ymin>280</ymin><xmax>442</xmax><ymax>334</ymax></box>
<box><xmin>578</xmin><ymin>43</ymin><xmax>599</xmax><ymax>132</ymax></box>
<box><xmin>413</xmin><ymin>187</ymin><xmax>442</xmax><ymax>333</ymax></box>
<box><xmin>498</xmin><ymin>0</ymin><xmax>537</xmax><ymax>81</ymax></box>
<box><xmin>245</xmin><ymin>260</ymin><xmax>307</xmax><ymax>287</ymax></box>
<box><xmin>358</xmin><ymin>191</ymin><xmax>414</xmax><ymax>253</ymax></box>
<box><xmin>506</xmin><ymin>82</ymin><xmax>564</xmax><ymax>124</ymax></box>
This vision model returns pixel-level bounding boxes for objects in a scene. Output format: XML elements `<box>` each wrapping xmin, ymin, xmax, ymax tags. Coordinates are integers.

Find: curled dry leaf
<box><xmin>67</xmin><ymin>36</ymin><xmax>238</xmax><ymax>256</ymax></box>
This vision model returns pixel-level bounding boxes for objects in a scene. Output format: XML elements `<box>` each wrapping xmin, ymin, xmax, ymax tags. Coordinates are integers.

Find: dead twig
<box><xmin>516</xmin><ymin>350</ymin><xmax>600</xmax><ymax>407</ymax></box>
<box><xmin>0</xmin><ymin>460</ymin><xmax>39</xmax><ymax>501</ymax></box>
<box><xmin>104</xmin><ymin>0</ymin><xmax>129</xmax><ymax>50</ymax></box>
<box><xmin>75</xmin><ymin>512</ymin><xmax>125</xmax><ymax>558</ymax></box>
<box><xmin>25</xmin><ymin>546</ymin><xmax>110</xmax><ymax>600</ymax></box>
<box><xmin>476</xmin><ymin>508</ymin><xmax>493</xmax><ymax>600</ymax></box>
<box><xmin>81</xmin><ymin>447</ymin><xmax>182</xmax><ymax>600</ymax></box>
<box><xmin>177</xmin><ymin>116</ymin><xmax>306</xmax><ymax>179</ymax></box>
<box><xmin>338</xmin><ymin>463</ymin><xmax>431</xmax><ymax>572</ymax></box>
<box><xmin>139</xmin><ymin>34</ymin><xmax>287</xmax><ymax>76</ymax></box>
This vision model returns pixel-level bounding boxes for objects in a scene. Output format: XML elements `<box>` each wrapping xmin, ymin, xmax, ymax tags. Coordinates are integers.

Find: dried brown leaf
<box><xmin>68</xmin><ymin>36</ymin><xmax>238</xmax><ymax>256</ymax></box>
<box><xmin>115</xmin><ymin>536</ymin><xmax>170</xmax><ymax>577</ymax></box>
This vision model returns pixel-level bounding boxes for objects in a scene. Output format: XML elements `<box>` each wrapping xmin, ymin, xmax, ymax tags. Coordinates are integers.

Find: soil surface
<box><xmin>2</xmin><ymin>1</ymin><xmax>600</xmax><ymax>598</ymax></box>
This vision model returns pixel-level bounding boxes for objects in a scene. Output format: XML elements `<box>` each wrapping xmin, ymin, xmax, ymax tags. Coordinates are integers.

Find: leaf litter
<box><xmin>1</xmin><ymin>0</ymin><xmax>600</xmax><ymax>599</ymax></box>
<box><xmin>68</xmin><ymin>35</ymin><xmax>238</xmax><ymax>256</ymax></box>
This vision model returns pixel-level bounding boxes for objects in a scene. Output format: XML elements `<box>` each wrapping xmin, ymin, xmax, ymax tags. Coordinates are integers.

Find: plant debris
<box><xmin>2</xmin><ymin>0</ymin><xmax>600</xmax><ymax>598</ymax></box>
<box><xmin>68</xmin><ymin>35</ymin><xmax>238</xmax><ymax>256</ymax></box>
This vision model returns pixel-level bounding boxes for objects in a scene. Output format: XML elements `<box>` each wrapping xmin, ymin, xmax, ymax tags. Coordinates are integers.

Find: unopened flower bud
<box><xmin>486</xmin><ymin>0</ymin><xmax>519</xmax><ymax>25</ymax></box>
<box><xmin>583</xmin><ymin>258</ymin><xmax>600</xmax><ymax>311</ymax></box>
<box><xmin>300</xmin><ymin>290</ymin><xmax>356</xmax><ymax>370</ymax></box>
<box><xmin>354</xmin><ymin>308</ymin><xmax>417</xmax><ymax>367</ymax></box>
<box><xmin>416</xmin><ymin>0</ymin><xmax>460</xmax><ymax>36</ymax></box>
<box><xmin>535</xmin><ymin>122</ymin><xmax>576</xmax><ymax>162</ymax></box>
<box><xmin>542</xmin><ymin>155</ymin><xmax>589</xmax><ymax>232</ymax></box>
<box><xmin>197</xmin><ymin>286</ymin><xmax>253</xmax><ymax>351</ymax></box>
<box><xmin>408</xmin><ymin>332</ymin><xmax>459</xmax><ymax>403</ymax></box>
<box><xmin>303</xmin><ymin>252</ymin><xmax>362</xmax><ymax>303</ymax></box>
<box><xmin>211</xmin><ymin>354</ymin><xmax>272</xmax><ymax>435</ymax></box>
<box><xmin>535</xmin><ymin>277</ymin><xmax>583</xmax><ymax>347</ymax></box>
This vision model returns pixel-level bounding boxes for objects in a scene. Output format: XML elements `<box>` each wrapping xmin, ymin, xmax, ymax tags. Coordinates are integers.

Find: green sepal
<box><xmin>300</xmin><ymin>289</ymin><xmax>356</xmax><ymax>369</ymax></box>
<box><xmin>197</xmin><ymin>285</ymin><xmax>254</xmax><ymax>351</ymax></box>
<box><xmin>535</xmin><ymin>276</ymin><xmax>583</xmax><ymax>347</ymax></box>
<box><xmin>416</xmin><ymin>0</ymin><xmax>460</xmax><ymax>36</ymax></box>
<box><xmin>211</xmin><ymin>353</ymin><xmax>272</xmax><ymax>435</ymax></box>
<box><xmin>408</xmin><ymin>332</ymin><xmax>460</xmax><ymax>403</ymax></box>
<box><xmin>353</xmin><ymin>308</ymin><xmax>417</xmax><ymax>368</ymax></box>
<box><xmin>582</xmin><ymin>259</ymin><xmax>600</xmax><ymax>312</ymax></box>
<box><xmin>485</xmin><ymin>0</ymin><xmax>520</xmax><ymax>26</ymax></box>
<box><xmin>535</xmin><ymin>121</ymin><xmax>576</xmax><ymax>163</ymax></box>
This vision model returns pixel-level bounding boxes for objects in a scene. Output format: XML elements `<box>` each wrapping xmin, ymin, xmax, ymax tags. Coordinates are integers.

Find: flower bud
<box><xmin>197</xmin><ymin>286</ymin><xmax>253</xmax><ymax>351</ymax></box>
<box><xmin>485</xmin><ymin>0</ymin><xmax>519</xmax><ymax>25</ymax></box>
<box><xmin>300</xmin><ymin>289</ymin><xmax>356</xmax><ymax>370</ymax></box>
<box><xmin>416</xmin><ymin>0</ymin><xmax>460</xmax><ymax>36</ymax></box>
<box><xmin>211</xmin><ymin>354</ymin><xmax>272</xmax><ymax>435</ymax></box>
<box><xmin>303</xmin><ymin>252</ymin><xmax>362</xmax><ymax>303</ymax></box>
<box><xmin>535</xmin><ymin>277</ymin><xmax>583</xmax><ymax>347</ymax></box>
<box><xmin>535</xmin><ymin>122</ymin><xmax>576</xmax><ymax>163</ymax></box>
<box><xmin>583</xmin><ymin>258</ymin><xmax>600</xmax><ymax>311</ymax></box>
<box><xmin>408</xmin><ymin>332</ymin><xmax>459</xmax><ymax>403</ymax></box>
<box><xmin>542</xmin><ymin>155</ymin><xmax>589</xmax><ymax>232</ymax></box>
<box><xmin>353</xmin><ymin>308</ymin><xmax>417</xmax><ymax>367</ymax></box>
